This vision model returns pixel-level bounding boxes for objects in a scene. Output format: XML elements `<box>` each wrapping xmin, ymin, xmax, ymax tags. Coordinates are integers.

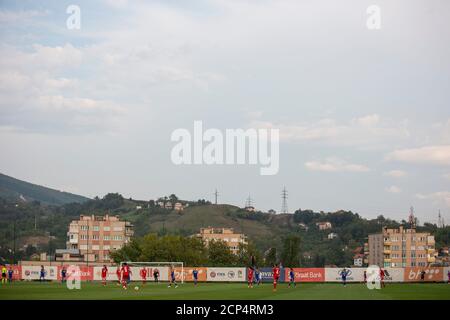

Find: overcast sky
<box><xmin>0</xmin><ymin>0</ymin><xmax>449</xmax><ymax>224</ymax></box>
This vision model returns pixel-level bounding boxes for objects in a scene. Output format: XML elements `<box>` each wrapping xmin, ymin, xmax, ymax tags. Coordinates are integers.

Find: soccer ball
<box><xmin>134</xmin><ymin>286</ymin><xmax>139</xmax><ymax>291</ymax></box>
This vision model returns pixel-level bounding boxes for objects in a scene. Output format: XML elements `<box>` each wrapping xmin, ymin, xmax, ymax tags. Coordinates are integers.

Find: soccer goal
<box><xmin>120</xmin><ymin>261</ymin><xmax>185</xmax><ymax>284</ymax></box>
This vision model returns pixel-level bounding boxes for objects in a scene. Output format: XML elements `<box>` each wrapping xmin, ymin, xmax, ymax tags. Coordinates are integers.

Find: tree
<box><xmin>101</xmin><ymin>193</ymin><xmax>124</xmax><ymax>210</ymax></box>
<box><xmin>169</xmin><ymin>194</ymin><xmax>179</xmax><ymax>203</ymax></box>
<box><xmin>207</xmin><ymin>240</ymin><xmax>237</xmax><ymax>266</ymax></box>
<box><xmin>111</xmin><ymin>234</ymin><xmax>208</xmax><ymax>265</ymax></box>
<box><xmin>265</xmin><ymin>247</ymin><xmax>277</xmax><ymax>267</ymax></box>
<box><xmin>293</xmin><ymin>209</ymin><xmax>317</xmax><ymax>225</ymax></box>
<box><xmin>281</xmin><ymin>235</ymin><xmax>301</xmax><ymax>267</ymax></box>
<box><xmin>111</xmin><ymin>238</ymin><xmax>142</xmax><ymax>262</ymax></box>
<box><xmin>237</xmin><ymin>242</ymin><xmax>263</xmax><ymax>267</ymax></box>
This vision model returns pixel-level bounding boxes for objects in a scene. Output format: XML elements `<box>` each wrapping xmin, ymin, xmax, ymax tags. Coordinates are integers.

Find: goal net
<box><xmin>120</xmin><ymin>261</ymin><xmax>184</xmax><ymax>284</ymax></box>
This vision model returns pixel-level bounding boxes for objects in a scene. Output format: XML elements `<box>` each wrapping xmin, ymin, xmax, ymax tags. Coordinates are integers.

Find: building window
<box><xmin>104</xmin><ymin>236</ymin><xmax>110</xmax><ymax>240</ymax></box>
<box><xmin>113</xmin><ymin>227</ymin><xmax>123</xmax><ymax>232</ymax></box>
<box><xmin>80</xmin><ymin>225</ymin><xmax>89</xmax><ymax>231</ymax></box>
<box><xmin>92</xmin><ymin>235</ymin><xmax>99</xmax><ymax>240</ymax></box>
<box><xmin>93</xmin><ymin>226</ymin><xmax>99</xmax><ymax>231</ymax></box>
<box><xmin>104</xmin><ymin>226</ymin><xmax>110</xmax><ymax>231</ymax></box>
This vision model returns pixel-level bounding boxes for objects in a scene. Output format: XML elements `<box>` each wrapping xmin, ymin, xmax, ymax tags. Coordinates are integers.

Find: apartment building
<box><xmin>66</xmin><ymin>214</ymin><xmax>134</xmax><ymax>263</ymax></box>
<box><xmin>195</xmin><ymin>227</ymin><xmax>247</xmax><ymax>254</ymax></box>
<box><xmin>368</xmin><ymin>226</ymin><xmax>436</xmax><ymax>268</ymax></box>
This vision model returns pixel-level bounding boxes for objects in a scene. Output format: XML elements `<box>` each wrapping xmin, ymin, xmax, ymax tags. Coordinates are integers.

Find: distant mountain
<box><xmin>0</xmin><ymin>173</ymin><xmax>90</xmax><ymax>205</ymax></box>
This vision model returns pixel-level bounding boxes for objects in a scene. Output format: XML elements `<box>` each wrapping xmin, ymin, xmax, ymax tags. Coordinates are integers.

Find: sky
<box><xmin>0</xmin><ymin>0</ymin><xmax>449</xmax><ymax>224</ymax></box>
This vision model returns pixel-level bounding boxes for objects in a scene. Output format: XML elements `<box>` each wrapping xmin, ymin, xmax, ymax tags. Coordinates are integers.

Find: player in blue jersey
<box><xmin>192</xmin><ymin>268</ymin><xmax>199</xmax><ymax>286</ymax></box>
<box><xmin>168</xmin><ymin>266</ymin><xmax>178</xmax><ymax>288</ymax></box>
<box><xmin>61</xmin><ymin>266</ymin><xmax>67</xmax><ymax>284</ymax></box>
<box><xmin>341</xmin><ymin>268</ymin><xmax>349</xmax><ymax>286</ymax></box>
<box><xmin>8</xmin><ymin>266</ymin><xmax>14</xmax><ymax>283</ymax></box>
<box><xmin>288</xmin><ymin>268</ymin><xmax>296</xmax><ymax>288</ymax></box>
<box><xmin>254</xmin><ymin>268</ymin><xmax>261</xmax><ymax>285</ymax></box>
<box><xmin>39</xmin><ymin>265</ymin><xmax>46</xmax><ymax>282</ymax></box>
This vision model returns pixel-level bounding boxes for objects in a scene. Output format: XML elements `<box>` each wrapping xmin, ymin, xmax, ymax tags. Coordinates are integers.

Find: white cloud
<box><xmin>0</xmin><ymin>9</ymin><xmax>49</xmax><ymax>24</ymax></box>
<box><xmin>249</xmin><ymin>114</ymin><xmax>409</xmax><ymax>148</ymax></box>
<box><xmin>386</xmin><ymin>145</ymin><xmax>450</xmax><ymax>166</ymax></box>
<box><xmin>385</xmin><ymin>185</ymin><xmax>402</xmax><ymax>193</ymax></box>
<box><xmin>416</xmin><ymin>191</ymin><xmax>450</xmax><ymax>208</ymax></box>
<box><xmin>384</xmin><ymin>170</ymin><xmax>408</xmax><ymax>178</ymax></box>
<box><xmin>305</xmin><ymin>157</ymin><xmax>370</xmax><ymax>173</ymax></box>
<box><xmin>432</xmin><ymin>118</ymin><xmax>450</xmax><ymax>144</ymax></box>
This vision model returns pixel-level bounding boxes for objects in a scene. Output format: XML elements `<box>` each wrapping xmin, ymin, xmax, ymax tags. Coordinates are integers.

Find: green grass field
<box><xmin>1</xmin><ymin>281</ymin><xmax>450</xmax><ymax>300</ymax></box>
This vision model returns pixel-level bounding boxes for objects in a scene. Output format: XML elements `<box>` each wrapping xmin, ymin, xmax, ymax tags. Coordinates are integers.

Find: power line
<box><xmin>438</xmin><ymin>210</ymin><xmax>445</xmax><ymax>228</ymax></box>
<box><xmin>214</xmin><ymin>189</ymin><xmax>219</xmax><ymax>205</ymax></box>
<box><xmin>281</xmin><ymin>187</ymin><xmax>288</xmax><ymax>214</ymax></box>
<box><xmin>245</xmin><ymin>195</ymin><xmax>253</xmax><ymax>208</ymax></box>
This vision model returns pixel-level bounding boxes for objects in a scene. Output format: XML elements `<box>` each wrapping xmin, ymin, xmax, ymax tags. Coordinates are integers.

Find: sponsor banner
<box><xmin>21</xmin><ymin>265</ymin><xmax>58</xmax><ymax>280</ymax></box>
<box><xmin>404</xmin><ymin>267</ymin><xmax>445</xmax><ymax>282</ymax></box>
<box><xmin>444</xmin><ymin>267</ymin><xmax>450</xmax><ymax>283</ymax></box>
<box><xmin>325</xmin><ymin>268</ymin><xmax>365</xmax><ymax>282</ymax></box>
<box><xmin>259</xmin><ymin>267</ymin><xmax>285</xmax><ymax>283</ymax></box>
<box><xmin>174</xmin><ymin>267</ymin><xmax>207</xmax><ymax>282</ymax></box>
<box><xmin>382</xmin><ymin>268</ymin><xmax>404</xmax><ymax>282</ymax></box>
<box><xmin>207</xmin><ymin>267</ymin><xmax>246</xmax><ymax>282</ymax></box>
<box><xmin>286</xmin><ymin>268</ymin><xmax>325</xmax><ymax>282</ymax></box>
<box><xmin>57</xmin><ymin>266</ymin><xmax>93</xmax><ymax>281</ymax></box>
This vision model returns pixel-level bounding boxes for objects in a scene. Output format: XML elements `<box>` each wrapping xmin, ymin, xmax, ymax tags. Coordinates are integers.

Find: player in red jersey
<box><xmin>101</xmin><ymin>265</ymin><xmax>108</xmax><ymax>286</ymax></box>
<box><xmin>379</xmin><ymin>268</ymin><xmax>385</xmax><ymax>288</ymax></box>
<box><xmin>121</xmin><ymin>263</ymin><xmax>131</xmax><ymax>290</ymax></box>
<box><xmin>140</xmin><ymin>267</ymin><xmax>147</xmax><ymax>286</ymax></box>
<box><xmin>247</xmin><ymin>267</ymin><xmax>254</xmax><ymax>288</ymax></box>
<box><xmin>272</xmin><ymin>264</ymin><xmax>280</xmax><ymax>292</ymax></box>
<box><xmin>116</xmin><ymin>265</ymin><xmax>121</xmax><ymax>285</ymax></box>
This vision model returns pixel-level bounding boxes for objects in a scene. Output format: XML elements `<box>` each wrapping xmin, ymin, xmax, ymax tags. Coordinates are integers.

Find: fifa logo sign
<box><xmin>171</xmin><ymin>121</ymin><xmax>280</xmax><ymax>175</ymax></box>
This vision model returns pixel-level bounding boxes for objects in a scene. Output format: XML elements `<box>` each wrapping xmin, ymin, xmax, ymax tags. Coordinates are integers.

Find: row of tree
<box><xmin>111</xmin><ymin>233</ymin><xmax>302</xmax><ymax>267</ymax></box>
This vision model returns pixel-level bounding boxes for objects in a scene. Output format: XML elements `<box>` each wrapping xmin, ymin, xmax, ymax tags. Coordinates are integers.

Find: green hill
<box><xmin>0</xmin><ymin>173</ymin><xmax>90</xmax><ymax>205</ymax></box>
<box><xmin>119</xmin><ymin>203</ymin><xmax>298</xmax><ymax>251</ymax></box>
<box><xmin>1</xmin><ymin>189</ymin><xmax>448</xmax><ymax>267</ymax></box>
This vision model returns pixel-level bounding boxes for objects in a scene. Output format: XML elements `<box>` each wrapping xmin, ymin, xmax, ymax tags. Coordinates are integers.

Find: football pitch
<box><xmin>1</xmin><ymin>282</ymin><xmax>450</xmax><ymax>300</ymax></box>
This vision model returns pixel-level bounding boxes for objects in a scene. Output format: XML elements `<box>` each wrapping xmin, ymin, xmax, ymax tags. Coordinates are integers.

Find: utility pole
<box><xmin>48</xmin><ymin>232</ymin><xmax>52</xmax><ymax>266</ymax></box>
<box><xmin>438</xmin><ymin>210</ymin><xmax>444</xmax><ymax>228</ymax></box>
<box><xmin>13</xmin><ymin>203</ymin><xmax>18</xmax><ymax>265</ymax></box>
<box><xmin>13</xmin><ymin>218</ymin><xmax>16</xmax><ymax>264</ymax></box>
<box><xmin>86</xmin><ymin>225</ymin><xmax>89</xmax><ymax>267</ymax></box>
<box><xmin>214</xmin><ymin>189</ymin><xmax>219</xmax><ymax>205</ymax></box>
<box><xmin>281</xmin><ymin>187</ymin><xmax>288</xmax><ymax>214</ymax></box>
<box><xmin>408</xmin><ymin>206</ymin><xmax>416</xmax><ymax>229</ymax></box>
<box><xmin>245</xmin><ymin>195</ymin><xmax>253</xmax><ymax>208</ymax></box>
